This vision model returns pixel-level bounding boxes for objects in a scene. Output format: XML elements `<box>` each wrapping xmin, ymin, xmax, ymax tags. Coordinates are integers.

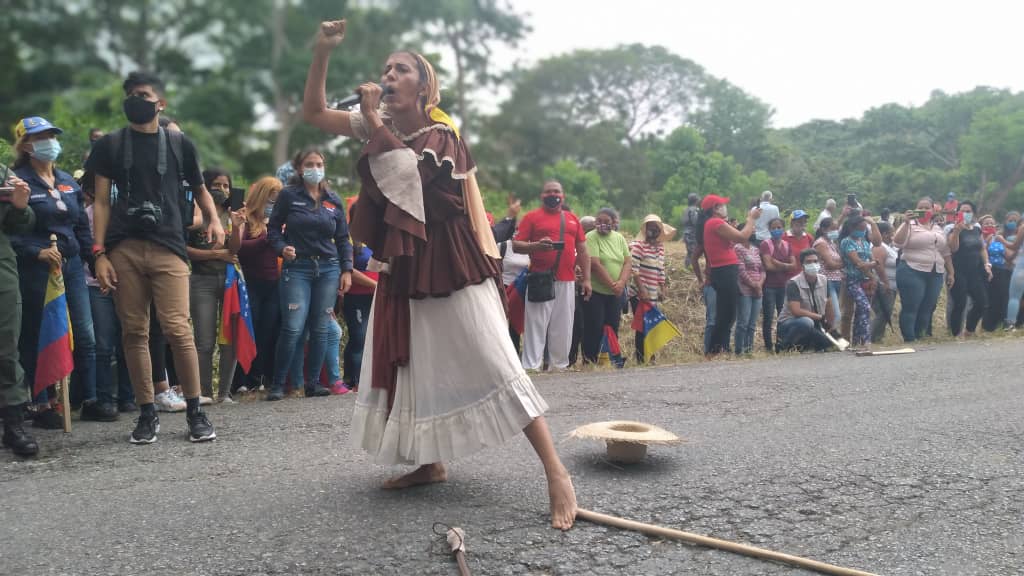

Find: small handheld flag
<box><xmin>220</xmin><ymin>263</ymin><xmax>258</xmax><ymax>373</ymax></box>
<box><xmin>597</xmin><ymin>325</ymin><xmax>626</xmax><ymax>369</ymax></box>
<box><xmin>35</xmin><ymin>234</ymin><xmax>74</xmax><ymax>397</ymax></box>
<box><xmin>632</xmin><ymin>301</ymin><xmax>681</xmax><ymax>363</ymax></box>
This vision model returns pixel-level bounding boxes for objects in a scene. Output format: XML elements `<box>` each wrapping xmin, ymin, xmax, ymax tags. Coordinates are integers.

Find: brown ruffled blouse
<box><xmin>350</xmin><ymin>122</ymin><xmax>501</xmax><ymax>407</ymax></box>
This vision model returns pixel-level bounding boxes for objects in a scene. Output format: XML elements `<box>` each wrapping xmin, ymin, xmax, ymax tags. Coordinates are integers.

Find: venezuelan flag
<box><xmin>632</xmin><ymin>301</ymin><xmax>682</xmax><ymax>363</ymax></box>
<box><xmin>35</xmin><ymin>267</ymin><xmax>74</xmax><ymax>396</ymax></box>
<box><xmin>505</xmin><ymin>269</ymin><xmax>527</xmax><ymax>335</ymax></box>
<box><xmin>597</xmin><ymin>325</ymin><xmax>626</xmax><ymax>369</ymax></box>
<box><xmin>219</xmin><ymin>263</ymin><xmax>258</xmax><ymax>373</ymax></box>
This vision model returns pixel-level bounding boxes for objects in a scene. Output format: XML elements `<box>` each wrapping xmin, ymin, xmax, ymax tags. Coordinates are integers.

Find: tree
<box><xmin>396</xmin><ymin>0</ymin><xmax>528</xmax><ymax>140</ymax></box>
<box><xmin>961</xmin><ymin>95</ymin><xmax>1024</xmax><ymax>213</ymax></box>
<box><xmin>691</xmin><ymin>78</ymin><xmax>775</xmax><ymax>171</ymax></box>
<box><xmin>541</xmin><ymin>160</ymin><xmax>608</xmax><ymax>216</ymax></box>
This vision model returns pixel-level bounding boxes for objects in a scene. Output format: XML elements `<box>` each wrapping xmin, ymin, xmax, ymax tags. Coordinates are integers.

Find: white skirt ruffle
<box><xmin>351</xmin><ymin>280</ymin><xmax>548</xmax><ymax>465</ymax></box>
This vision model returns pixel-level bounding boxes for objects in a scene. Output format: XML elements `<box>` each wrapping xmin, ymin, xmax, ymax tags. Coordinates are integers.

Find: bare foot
<box><xmin>382</xmin><ymin>463</ymin><xmax>447</xmax><ymax>490</ymax></box>
<box><xmin>548</xmin><ymin>469</ymin><xmax>577</xmax><ymax>530</ymax></box>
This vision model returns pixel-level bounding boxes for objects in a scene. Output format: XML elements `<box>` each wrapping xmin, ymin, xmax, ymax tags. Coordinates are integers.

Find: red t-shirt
<box><xmin>702</xmin><ymin>218</ymin><xmax>739</xmax><ymax>268</ymax></box>
<box><xmin>785</xmin><ymin>232</ymin><xmax>813</xmax><ymax>255</ymax></box>
<box><xmin>515</xmin><ymin>208</ymin><xmax>582</xmax><ymax>282</ymax></box>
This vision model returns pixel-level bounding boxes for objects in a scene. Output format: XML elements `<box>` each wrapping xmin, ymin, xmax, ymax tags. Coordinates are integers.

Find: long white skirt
<box><xmin>351</xmin><ymin>280</ymin><xmax>548</xmax><ymax>465</ymax></box>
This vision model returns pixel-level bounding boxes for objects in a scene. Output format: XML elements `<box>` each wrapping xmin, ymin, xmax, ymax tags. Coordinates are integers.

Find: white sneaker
<box><xmin>200</xmin><ymin>396</ymin><xmax>214</xmax><ymax>406</ymax></box>
<box><xmin>217</xmin><ymin>396</ymin><xmax>236</xmax><ymax>404</ymax></box>
<box><xmin>170</xmin><ymin>386</ymin><xmax>186</xmax><ymax>403</ymax></box>
<box><xmin>154</xmin><ymin>390</ymin><xmax>186</xmax><ymax>412</ymax></box>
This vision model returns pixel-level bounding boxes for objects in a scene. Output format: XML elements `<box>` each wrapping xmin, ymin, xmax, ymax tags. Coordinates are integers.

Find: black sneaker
<box><xmin>32</xmin><ymin>409</ymin><xmax>64</xmax><ymax>430</ymax></box>
<box><xmin>81</xmin><ymin>401</ymin><xmax>119</xmax><ymax>422</ymax></box>
<box><xmin>265</xmin><ymin>388</ymin><xmax>284</xmax><ymax>401</ymax></box>
<box><xmin>118</xmin><ymin>402</ymin><xmax>138</xmax><ymax>413</ymax></box>
<box><xmin>129</xmin><ymin>412</ymin><xmax>160</xmax><ymax>444</ymax></box>
<box><xmin>305</xmin><ymin>386</ymin><xmax>331</xmax><ymax>397</ymax></box>
<box><xmin>186</xmin><ymin>411</ymin><xmax>216</xmax><ymax>443</ymax></box>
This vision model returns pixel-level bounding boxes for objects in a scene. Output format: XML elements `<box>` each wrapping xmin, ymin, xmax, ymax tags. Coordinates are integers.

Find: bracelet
<box><xmin>94</xmin><ymin>251</ymin><xmax>107</xmax><ymax>259</ymax></box>
<box><xmin>91</xmin><ymin>243</ymin><xmax>105</xmax><ymax>256</ymax></box>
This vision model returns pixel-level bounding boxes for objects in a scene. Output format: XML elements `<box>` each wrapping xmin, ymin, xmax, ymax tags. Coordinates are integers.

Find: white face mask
<box><xmin>715</xmin><ymin>205</ymin><xmax>728</xmax><ymax>218</ymax></box>
<box><xmin>803</xmin><ymin>263</ymin><xmax>821</xmax><ymax>276</ymax></box>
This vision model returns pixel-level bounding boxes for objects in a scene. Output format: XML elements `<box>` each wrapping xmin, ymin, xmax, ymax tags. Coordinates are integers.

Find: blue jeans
<box><xmin>272</xmin><ymin>258</ymin><xmax>340</xmax><ymax>390</ymax></box>
<box><xmin>286</xmin><ymin>315</ymin><xmax>342</xmax><ymax>387</ymax></box>
<box><xmin>778</xmin><ymin>317</ymin><xmax>832</xmax><ymax>352</ymax></box>
<box><xmin>827</xmin><ymin>280</ymin><xmax>841</xmax><ymax>327</ymax></box>
<box><xmin>702</xmin><ymin>284</ymin><xmax>716</xmax><ymax>355</ymax></box>
<box><xmin>89</xmin><ymin>286</ymin><xmax>133</xmax><ymax>405</ymax></box>
<box><xmin>734</xmin><ymin>294</ymin><xmax>762</xmax><ymax>354</ymax></box>
<box><xmin>342</xmin><ymin>293</ymin><xmax>372</xmax><ymax>386</ymax></box>
<box><xmin>19</xmin><ymin>256</ymin><xmax>99</xmax><ymax>405</ymax></box>
<box><xmin>762</xmin><ymin>286</ymin><xmax>786</xmax><ymax>351</ymax></box>
<box><xmin>324</xmin><ymin>315</ymin><xmax>342</xmax><ymax>384</ymax></box>
<box><xmin>1006</xmin><ymin>266</ymin><xmax>1024</xmax><ymax>325</ymax></box>
<box><xmin>896</xmin><ymin>262</ymin><xmax>943</xmax><ymax>342</ymax></box>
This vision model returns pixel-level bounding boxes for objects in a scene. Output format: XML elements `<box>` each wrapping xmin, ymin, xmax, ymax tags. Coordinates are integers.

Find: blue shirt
<box><xmin>840</xmin><ymin>236</ymin><xmax>872</xmax><ymax>282</ymax></box>
<box><xmin>267</xmin><ymin>185</ymin><xmax>353</xmax><ymax>271</ymax></box>
<box><xmin>353</xmin><ymin>244</ymin><xmax>373</xmax><ymax>272</ymax></box>
<box><xmin>11</xmin><ymin>166</ymin><xmax>93</xmax><ymax>262</ymax></box>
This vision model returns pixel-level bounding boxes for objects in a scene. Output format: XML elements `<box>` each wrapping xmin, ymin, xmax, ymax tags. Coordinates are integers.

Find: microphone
<box><xmin>333</xmin><ymin>86</ymin><xmax>393</xmax><ymax>110</ymax></box>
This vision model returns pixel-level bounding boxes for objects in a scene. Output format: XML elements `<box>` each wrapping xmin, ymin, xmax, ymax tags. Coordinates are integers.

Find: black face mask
<box><xmin>543</xmin><ymin>195</ymin><xmax>562</xmax><ymax>209</ymax></box>
<box><xmin>124</xmin><ymin>95</ymin><xmax>159</xmax><ymax>125</ymax></box>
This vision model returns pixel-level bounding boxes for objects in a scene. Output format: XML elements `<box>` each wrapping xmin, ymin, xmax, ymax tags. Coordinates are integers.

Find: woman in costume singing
<box><xmin>302</xmin><ymin>19</ymin><xmax>576</xmax><ymax>530</ymax></box>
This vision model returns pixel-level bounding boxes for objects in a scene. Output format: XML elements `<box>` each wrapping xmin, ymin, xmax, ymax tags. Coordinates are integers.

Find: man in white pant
<box><xmin>513</xmin><ymin>181</ymin><xmax>592</xmax><ymax>371</ymax></box>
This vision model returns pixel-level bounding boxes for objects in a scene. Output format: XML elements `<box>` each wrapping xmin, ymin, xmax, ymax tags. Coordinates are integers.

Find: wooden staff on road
<box><xmin>577</xmin><ymin>508</ymin><xmax>879</xmax><ymax>576</ymax></box>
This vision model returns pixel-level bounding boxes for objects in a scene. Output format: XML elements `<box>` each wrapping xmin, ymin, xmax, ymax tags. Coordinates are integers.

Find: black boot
<box><xmin>2</xmin><ymin>405</ymin><xmax>40</xmax><ymax>457</ymax></box>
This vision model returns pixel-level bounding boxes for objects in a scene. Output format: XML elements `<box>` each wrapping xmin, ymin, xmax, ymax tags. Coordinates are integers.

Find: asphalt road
<box><xmin>2</xmin><ymin>339</ymin><xmax>1022</xmax><ymax>576</ymax></box>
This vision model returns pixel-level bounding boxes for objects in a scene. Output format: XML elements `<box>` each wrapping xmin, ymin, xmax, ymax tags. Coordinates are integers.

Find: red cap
<box><xmin>701</xmin><ymin>194</ymin><xmax>730</xmax><ymax>211</ymax></box>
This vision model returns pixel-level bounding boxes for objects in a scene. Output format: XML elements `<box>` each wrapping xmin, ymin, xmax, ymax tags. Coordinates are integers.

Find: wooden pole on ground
<box><xmin>59</xmin><ymin>376</ymin><xmax>71</xmax><ymax>433</ymax></box>
<box><xmin>576</xmin><ymin>508</ymin><xmax>878</xmax><ymax>576</ymax></box>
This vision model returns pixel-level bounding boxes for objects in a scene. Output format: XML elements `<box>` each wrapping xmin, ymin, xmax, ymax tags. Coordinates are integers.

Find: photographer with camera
<box><xmin>87</xmin><ymin>71</ymin><xmax>223</xmax><ymax>444</ymax></box>
<box><xmin>10</xmin><ymin>117</ymin><xmax>111</xmax><ymax>426</ymax></box>
<box><xmin>0</xmin><ymin>172</ymin><xmax>40</xmax><ymax>456</ymax></box>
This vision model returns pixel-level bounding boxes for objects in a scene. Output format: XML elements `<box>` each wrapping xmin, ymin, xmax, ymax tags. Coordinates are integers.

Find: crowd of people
<box><xmin>685</xmin><ymin>190</ymin><xmax>1024</xmax><ymax>357</ymax></box>
<box><xmin>2</xmin><ymin>66</ymin><xmax>1021</xmax><ymax>469</ymax></box>
<box><xmin>0</xmin><ymin>71</ymin><xmax>369</xmax><ymax>456</ymax></box>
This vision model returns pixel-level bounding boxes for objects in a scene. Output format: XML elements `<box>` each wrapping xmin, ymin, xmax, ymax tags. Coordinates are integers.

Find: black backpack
<box><xmin>107</xmin><ymin>127</ymin><xmax>195</xmax><ymax>229</ymax></box>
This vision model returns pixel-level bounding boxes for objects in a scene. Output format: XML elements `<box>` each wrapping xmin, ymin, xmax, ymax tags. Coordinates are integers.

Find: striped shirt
<box><xmin>629</xmin><ymin>240</ymin><xmax>666</xmax><ymax>300</ymax></box>
<box><xmin>734</xmin><ymin>243</ymin><xmax>765</xmax><ymax>296</ymax></box>
<box><xmin>813</xmin><ymin>237</ymin><xmax>844</xmax><ymax>282</ymax></box>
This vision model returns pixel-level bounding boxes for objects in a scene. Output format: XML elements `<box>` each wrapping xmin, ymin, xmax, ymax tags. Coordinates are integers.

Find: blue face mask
<box><xmin>264</xmin><ymin>202</ymin><xmax>275</xmax><ymax>219</ymax></box>
<box><xmin>302</xmin><ymin>168</ymin><xmax>325</xmax><ymax>185</ymax></box>
<box><xmin>30</xmin><ymin>138</ymin><xmax>62</xmax><ymax>163</ymax></box>
<box><xmin>852</xmin><ymin>229</ymin><xmax>867</xmax><ymax>239</ymax></box>
<box><xmin>827</xmin><ymin>230</ymin><xmax>839</xmax><ymax>241</ymax></box>
<box><xmin>770</xmin><ymin>228</ymin><xmax>784</xmax><ymax>239</ymax></box>
<box><xmin>1007</xmin><ymin>221</ymin><xmax>1019</xmax><ymax>232</ymax></box>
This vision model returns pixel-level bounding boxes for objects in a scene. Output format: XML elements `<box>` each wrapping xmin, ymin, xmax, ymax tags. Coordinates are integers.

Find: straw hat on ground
<box><xmin>571</xmin><ymin>421</ymin><xmax>683</xmax><ymax>463</ymax></box>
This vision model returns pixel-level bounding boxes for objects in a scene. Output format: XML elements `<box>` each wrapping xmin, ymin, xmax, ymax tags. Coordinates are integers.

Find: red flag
<box><xmin>632</xmin><ymin>300</ymin><xmax>654</xmax><ymax>333</ymax></box>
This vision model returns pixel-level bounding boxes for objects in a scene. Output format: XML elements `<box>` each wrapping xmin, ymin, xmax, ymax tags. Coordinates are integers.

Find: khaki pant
<box><xmin>109</xmin><ymin>239</ymin><xmax>200</xmax><ymax>405</ymax></box>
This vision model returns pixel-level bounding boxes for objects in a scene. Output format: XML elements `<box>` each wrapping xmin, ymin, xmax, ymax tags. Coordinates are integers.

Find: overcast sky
<box><xmin>502</xmin><ymin>0</ymin><xmax>1024</xmax><ymax>127</ymax></box>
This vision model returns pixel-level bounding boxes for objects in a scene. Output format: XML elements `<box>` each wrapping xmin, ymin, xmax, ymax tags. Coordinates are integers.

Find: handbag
<box><xmin>526</xmin><ymin>211</ymin><xmax>565</xmax><ymax>303</ymax></box>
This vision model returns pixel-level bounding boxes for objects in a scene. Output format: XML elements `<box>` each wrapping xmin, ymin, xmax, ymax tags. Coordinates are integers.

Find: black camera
<box><xmin>126</xmin><ymin>201</ymin><xmax>163</xmax><ymax>233</ymax></box>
